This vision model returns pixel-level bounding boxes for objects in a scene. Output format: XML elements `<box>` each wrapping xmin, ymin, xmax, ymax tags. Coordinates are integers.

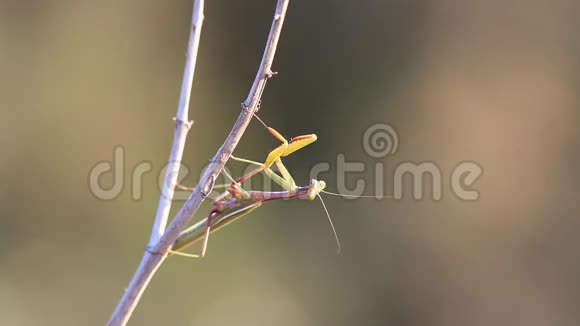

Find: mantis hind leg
<box><xmin>168</xmin><ymin>211</ymin><xmax>217</xmax><ymax>259</ymax></box>
<box><xmin>171</xmin><ymin>203</ymin><xmax>263</xmax><ymax>258</ymax></box>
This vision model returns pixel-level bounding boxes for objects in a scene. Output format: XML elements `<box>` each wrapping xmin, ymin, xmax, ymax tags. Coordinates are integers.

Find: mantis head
<box><xmin>307</xmin><ymin>179</ymin><xmax>326</xmax><ymax>201</ymax></box>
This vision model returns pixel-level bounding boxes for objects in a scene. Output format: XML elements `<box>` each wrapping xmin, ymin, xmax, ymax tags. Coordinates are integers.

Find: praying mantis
<box><xmin>171</xmin><ymin>114</ymin><xmax>341</xmax><ymax>257</ymax></box>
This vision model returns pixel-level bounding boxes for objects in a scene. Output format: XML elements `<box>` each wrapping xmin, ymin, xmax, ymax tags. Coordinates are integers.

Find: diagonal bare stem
<box><xmin>107</xmin><ymin>1</ymin><xmax>290</xmax><ymax>325</ymax></box>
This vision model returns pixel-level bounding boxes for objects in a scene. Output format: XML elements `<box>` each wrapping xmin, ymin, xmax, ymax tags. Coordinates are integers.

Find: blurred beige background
<box><xmin>1</xmin><ymin>0</ymin><xmax>579</xmax><ymax>325</ymax></box>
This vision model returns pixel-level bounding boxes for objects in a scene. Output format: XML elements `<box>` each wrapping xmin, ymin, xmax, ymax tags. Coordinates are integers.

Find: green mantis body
<box><xmin>171</xmin><ymin>116</ymin><xmax>337</xmax><ymax>257</ymax></box>
<box><xmin>172</xmin><ymin>177</ymin><xmax>327</xmax><ymax>254</ymax></box>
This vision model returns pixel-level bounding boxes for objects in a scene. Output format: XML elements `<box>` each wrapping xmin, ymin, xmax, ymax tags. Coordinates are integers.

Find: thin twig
<box><xmin>149</xmin><ymin>0</ymin><xmax>204</xmax><ymax>247</ymax></box>
<box><xmin>107</xmin><ymin>1</ymin><xmax>290</xmax><ymax>325</ymax></box>
<box><xmin>107</xmin><ymin>1</ymin><xmax>205</xmax><ymax>325</ymax></box>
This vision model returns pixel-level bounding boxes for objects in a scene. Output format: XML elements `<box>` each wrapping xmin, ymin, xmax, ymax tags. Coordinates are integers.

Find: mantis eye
<box><xmin>307</xmin><ymin>180</ymin><xmax>325</xmax><ymax>200</ymax></box>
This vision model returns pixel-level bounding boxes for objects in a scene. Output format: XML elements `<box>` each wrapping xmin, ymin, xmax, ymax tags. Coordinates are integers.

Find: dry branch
<box><xmin>107</xmin><ymin>1</ymin><xmax>290</xmax><ymax>325</ymax></box>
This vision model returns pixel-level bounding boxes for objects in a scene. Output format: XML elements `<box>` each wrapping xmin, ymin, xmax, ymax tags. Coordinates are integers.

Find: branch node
<box><xmin>201</xmin><ymin>175</ymin><xmax>216</xmax><ymax>198</ymax></box>
<box><xmin>144</xmin><ymin>245</ymin><xmax>166</xmax><ymax>256</ymax></box>
<box><xmin>173</xmin><ymin>117</ymin><xmax>194</xmax><ymax>129</ymax></box>
<box><xmin>241</xmin><ymin>101</ymin><xmax>251</xmax><ymax>112</ymax></box>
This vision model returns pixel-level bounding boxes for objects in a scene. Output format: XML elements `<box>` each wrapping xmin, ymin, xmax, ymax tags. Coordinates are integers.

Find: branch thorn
<box><xmin>265</xmin><ymin>69</ymin><xmax>278</xmax><ymax>79</ymax></box>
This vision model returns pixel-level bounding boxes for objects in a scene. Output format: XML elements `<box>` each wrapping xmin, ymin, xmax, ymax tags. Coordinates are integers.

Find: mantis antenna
<box><xmin>321</xmin><ymin>190</ymin><xmax>394</xmax><ymax>199</ymax></box>
<box><xmin>317</xmin><ymin>194</ymin><xmax>341</xmax><ymax>254</ymax></box>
